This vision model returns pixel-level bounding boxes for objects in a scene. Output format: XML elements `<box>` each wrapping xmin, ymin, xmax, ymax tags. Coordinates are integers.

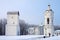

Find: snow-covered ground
<box><xmin>0</xmin><ymin>35</ymin><xmax>60</xmax><ymax>40</ymax></box>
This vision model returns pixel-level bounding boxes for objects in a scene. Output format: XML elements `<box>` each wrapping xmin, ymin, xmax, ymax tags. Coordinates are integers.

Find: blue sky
<box><xmin>0</xmin><ymin>0</ymin><xmax>60</xmax><ymax>25</ymax></box>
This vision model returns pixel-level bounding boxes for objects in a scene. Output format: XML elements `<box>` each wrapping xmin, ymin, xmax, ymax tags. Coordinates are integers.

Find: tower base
<box><xmin>5</xmin><ymin>25</ymin><xmax>20</xmax><ymax>36</ymax></box>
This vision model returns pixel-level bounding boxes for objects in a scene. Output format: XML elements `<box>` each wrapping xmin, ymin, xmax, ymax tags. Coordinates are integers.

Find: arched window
<box><xmin>47</xmin><ymin>18</ymin><xmax>49</xmax><ymax>24</ymax></box>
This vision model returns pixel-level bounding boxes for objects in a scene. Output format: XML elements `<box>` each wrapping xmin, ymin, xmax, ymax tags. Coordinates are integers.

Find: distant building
<box><xmin>5</xmin><ymin>11</ymin><xmax>20</xmax><ymax>36</ymax></box>
<box><xmin>40</xmin><ymin>26</ymin><xmax>44</xmax><ymax>35</ymax></box>
<box><xmin>34</xmin><ymin>27</ymin><xmax>40</xmax><ymax>35</ymax></box>
<box><xmin>27</xmin><ymin>26</ymin><xmax>40</xmax><ymax>35</ymax></box>
<box><xmin>28</xmin><ymin>27</ymin><xmax>35</xmax><ymax>35</ymax></box>
<box><xmin>54</xmin><ymin>30</ymin><xmax>60</xmax><ymax>36</ymax></box>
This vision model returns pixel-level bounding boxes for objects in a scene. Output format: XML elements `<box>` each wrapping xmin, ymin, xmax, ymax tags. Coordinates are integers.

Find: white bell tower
<box><xmin>5</xmin><ymin>11</ymin><xmax>20</xmax><ymax>36</ymax></box>
<box><xmin>44</xmin><ymin>5</ymin><xmax>54</xmax><ymax>37</ymax></box>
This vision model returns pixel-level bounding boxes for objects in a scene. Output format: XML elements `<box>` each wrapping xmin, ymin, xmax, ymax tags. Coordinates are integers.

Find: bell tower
<box><xmin>44</xmin><ymin>5</ymin><xmax>54</xmax><ymax>37</ymax></box>
<box><xmin>5</xmin><ymin>11</ymin><xmax>20</xmax><ymax>36</ymax></box>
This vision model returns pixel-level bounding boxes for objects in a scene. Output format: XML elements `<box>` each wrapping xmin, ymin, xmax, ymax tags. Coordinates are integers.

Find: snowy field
<box><xmin>0</xmin><ymin>35</ymin><xmax>60</xmax><ymax>40</ymax></box>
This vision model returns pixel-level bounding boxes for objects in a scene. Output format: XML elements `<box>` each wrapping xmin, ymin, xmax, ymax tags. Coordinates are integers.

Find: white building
<box><xmin>5</xmin><ymin>11</ymin><xmax>20</xmax><ymax>36</ymax></box>
<box><xmin>54</xmin><ymin>30</ymin><xmax>60</xmax><ymax>36</ymax></box>
<box><xmin>44</xmin><ymin>5</ymin><xmax>54</xmax><ymax>37</ymax></box>
<box><xmin>28</xmin><ymin>26</ymin><xmax>40</xmax><ymax>35</ymax></box>
<box><xmin>40</xmin><ymin>26</ymin><xmax>44</xmax><ymax>35</ymax></box>
<box><xmin>34</xmin><ymin>27</ymin><xmax>40</xmax><ymax>35</ymax></box>
<box><xmin>28</xmin><ymin>27</ymin><xmax>35</xmax><ymax>35</ymax></box>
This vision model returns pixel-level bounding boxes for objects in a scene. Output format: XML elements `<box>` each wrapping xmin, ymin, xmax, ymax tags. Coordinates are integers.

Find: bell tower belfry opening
<box><xmin>47</xmin><ymin>18</ymin><xmax>49</xmax><ymax>24</ymax></box>
<box><xmin>44</xmin><ymin>5</ymin><xmax>54</xmax><ymax>37</ymax></box>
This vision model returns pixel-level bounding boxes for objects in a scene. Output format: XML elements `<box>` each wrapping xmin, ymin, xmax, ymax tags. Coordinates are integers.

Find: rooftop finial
<box><xmin>48</xmin><ymin>5</ymin><xmax>50</xmax><ymax>10</ymax></box>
